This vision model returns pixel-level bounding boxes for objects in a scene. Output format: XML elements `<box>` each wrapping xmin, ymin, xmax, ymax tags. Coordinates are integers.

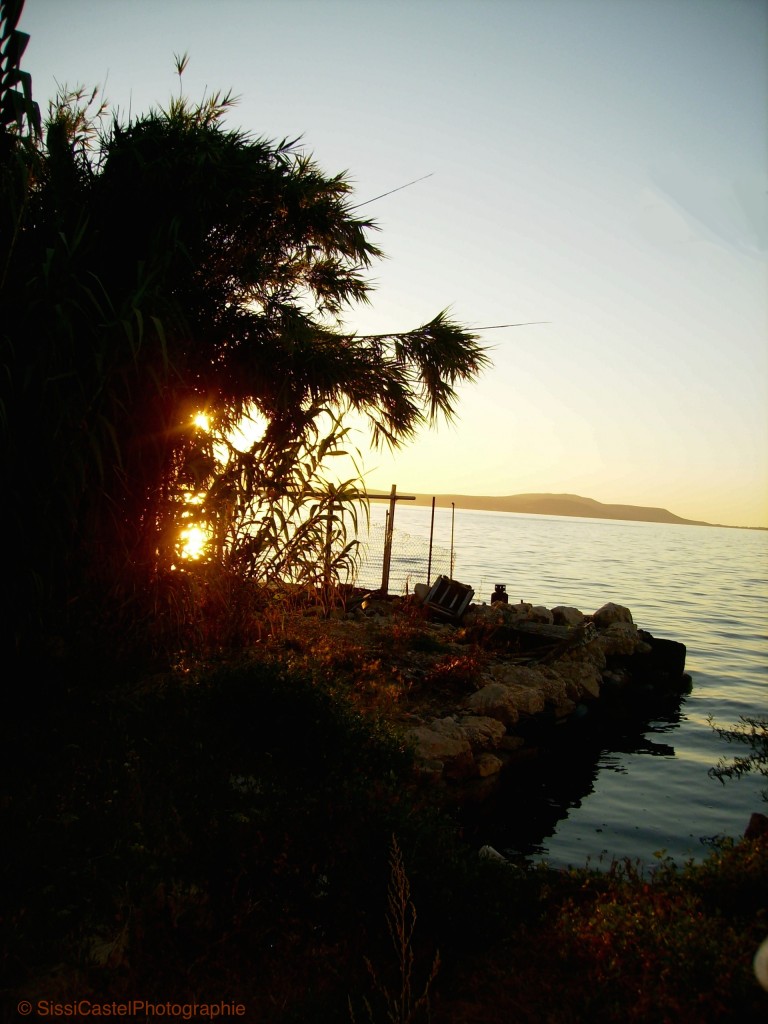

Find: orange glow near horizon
<box><xmin>178</xmin><ymin>524</ymin><xmax>209</xmax><ymax>560</ymax></box>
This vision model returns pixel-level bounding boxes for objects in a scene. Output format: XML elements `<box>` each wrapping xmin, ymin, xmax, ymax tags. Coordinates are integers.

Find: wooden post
<box><xmin>380</xmin><ymin>484</ymin><xmax>397</xmax><ymax>593</ymax></box>
<box><xmin>368</xmin><ymin>484</ymin><xmax>415</xmax><ymax>596</ymax></box>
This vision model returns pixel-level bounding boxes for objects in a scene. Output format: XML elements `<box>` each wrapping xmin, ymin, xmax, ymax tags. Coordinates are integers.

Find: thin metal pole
<box><xmin>450</xmin><ymin>502</ymin><xmax>455</xmax><ymax>578</ymax></box>
<box><xmin>427</xmin><ymin>497</ymin><xmax>435</xmax><ymax>586</ymax></box>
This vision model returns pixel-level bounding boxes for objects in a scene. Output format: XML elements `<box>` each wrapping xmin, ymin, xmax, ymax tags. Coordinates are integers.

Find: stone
<box><xmin>475</xmin><ymin>752</ymin><xmax>503</xmax><ymax>777</ymax></box>
<box><xmin>505</xmin><ymin>684</ymin><xmax>546</xmax><ymax>715</ymax></box>
<box><xmin>633</xmin><ymin>633</ymin><xmax>688</xmax><ymax>683</ymax></box>
<box><xmin>597</xmin><ymin>621</ymin><xmax>650</xmax><ymax>657</ymax></box>
<box><xmin>536</xmin><ymin>666</ymin><xmax>572</xmax><ymax>705</ymax></box>
<box><xmin>479</xmin><ymin>845</ymin><xmax>508</xmax><ymax>862</ymax></box>
<box><xmin>415</xmin><ymin>759</ymin><xmax>446</xmax><ymax>781</ymax></box>
<box><xmin>489</xmin><ymin>662</ymin><xmax>534</xmax><ymax>685</ymax></box>
<box><xmin>552</xmin><ymin>655</ymin><xmax>602</xmax><ymax>700</ymax></box>
<box><xmin>552</xmin><ymin>699</ymin><xmax>578</xmax><ymax>719</ymax></box>
<box><xmin>405</xmin><ymin>720</ymin><xmax>472</xmax><ymax>762</ymax></box>
<box><xmin>530</xmin><ymin>605</ymin><xmax>554</xmax><ymax>624</ymax></box>
<box><xmin>754</xmin><ymin>936</ymin><xmax>768</xmax><ymax>993</ymax></box>
<box><xmin>464</xmin><ymin>683</ymin><xmax>521</xmax><ymax>726</ymax></box>
<box><xmin>745</xmin><ymin>812</ymin><xmax>768</xmax><ymax>840</ymax></box>
<box><xmin>551</xmin><ymin>606</ymin><xmax>585</xmax><ymax>627</ymax></box>
<box><xmin>465</xmin><ymin>673</ymin><xmax>547</xmax><ymax>719</ymax></box>
<box><xmin>592</xmin><ymin>602</ymin><xmax>633</xmax><ymax>629</ymax></box>
<box><xmin>458</xmin><ymin>715</ymin><xmax>507</xmax><ymax>751</ymax></box>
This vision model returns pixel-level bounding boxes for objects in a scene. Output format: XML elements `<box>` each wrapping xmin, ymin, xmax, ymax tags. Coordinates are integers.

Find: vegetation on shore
<box><xmin>2</xmin><ymin>6</ymin><xmax>766</xmax><ymax>1019</ymax></box>
<box><xmin>4</xmin><ymin>629</ymin><xmax>767</xmax><ymax>1022</ymax></box>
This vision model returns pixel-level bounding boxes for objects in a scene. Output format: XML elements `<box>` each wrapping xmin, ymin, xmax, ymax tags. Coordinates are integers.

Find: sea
<box><xmin>355</xmin><ymin>502</ymin><xmax>768</xmax><ymax>870</ymax></box>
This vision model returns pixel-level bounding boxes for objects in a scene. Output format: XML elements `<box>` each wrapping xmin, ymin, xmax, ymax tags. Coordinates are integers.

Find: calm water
<box><xmin>358</xmin><ymin>504</ymin><xmax>768</xmax><ymax>868</ymax></box>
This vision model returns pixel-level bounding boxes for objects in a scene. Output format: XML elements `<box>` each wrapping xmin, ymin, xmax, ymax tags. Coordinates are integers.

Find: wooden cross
<box><xmin>368</xmin><ymin>484</ymin><xmax>415</xmax><ymax>594</ymax></box>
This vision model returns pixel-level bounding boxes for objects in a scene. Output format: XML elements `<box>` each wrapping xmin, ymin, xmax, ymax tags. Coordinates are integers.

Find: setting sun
<box><xmin>193</xmin><ymin>412</ymin><xmax>210</xmax><ymax>432</ymax></box>
<box><xmin>178</xmin><ymin>524</ymin><xmax>209</xmax><ymax>560</ymax></box>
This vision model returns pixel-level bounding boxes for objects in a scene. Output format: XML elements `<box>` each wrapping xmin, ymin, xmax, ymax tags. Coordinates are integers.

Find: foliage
<box><xmin>351</xmin><ymin>835</ymin><xmax>441</xmax><ymax>1024</ymax></box>
<box><xmin>1</xmin><ymin>29</ymin><xmax>489</xmax><ymax>653</ymax></box>
<box><xmin>0</xmin><ymin>1</ymin><xmax>40</xmax><ymax>141</ymax></box>
<box><xmin>708</xmin><ymin>715</ymin><xmax>768</xmax><ymax>802</ymax></box>
<box><xmin>429</xmin><ymin>841</ymin><xmax>768</xmax><ymax>1024</ymax></box>
<box><xmin>550</xmin><ymin>855</ymin><xmax>761</xmax><ymax>1023</ymax></box>
<box><xmin>5</xmin><ymin>644</ymin><xmax>768</xmax><ymax>1021</ymax></box>
<box><xmin>3</xmin><ymin>657</ymin><xmax>412</xmax><ymax>1005</ymax></box>
<box><xmin>179</xmin><ymin>405</ymin><xmax>367</xmax><ymax>591</ymax></box>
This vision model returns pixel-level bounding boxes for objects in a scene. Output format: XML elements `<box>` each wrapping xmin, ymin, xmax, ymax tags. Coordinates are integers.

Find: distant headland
<box><xmin>406</xmin><ymin>492</ymin><xmax>753</xmax><ymax>528</ymax></box>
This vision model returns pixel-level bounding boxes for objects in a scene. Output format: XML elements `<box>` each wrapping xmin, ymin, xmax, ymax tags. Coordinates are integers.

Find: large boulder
<box><xmin>529</xmin><ymin>605</ymin><xmax>554</xmax><ymax>624</ymax></box>
<box><xmin>592</xmin><ymin>602</ymin><xmax>633</xmax><ymax>629</ymax></box>
<box><xmin>551</xmin><ymin>653</ymin><xmax>602</xmax><ymax>700</ymax></box>
<box><xmin>475</xmin><ymin>752</ymin><xmax>504</xmax><ymax>777</ymax></box>
<box><xmin>552</xmin><ymin>606</ymin><xmax>585</xmax><ymax>627</ymax></box>
<box><xmin>628</xmin><ymin>632</ymin><xmax>688</xmax><ymax>689</ymax></box>
<box><xmin>458</xmin><ymin>715</ymin><xmax>507</xmax><ymax>751</ymax></box>
<box><xmin>597</xmin><ymin>621</ymin><xmax>651</xmax><ymax>657</ymax></box>
<box><xmin>405</xmin><ymin>718</ymin><xmax>472</xmax><ymax>762</ymax></box>
<box><xmin>464</xmin><ymin>676</ymin><xmax>547</xmax><ymax>720</ymax></box>
<box><xmin>488</xmin><ymin>663</ymin><xmax>566</xmax><ymax>709</ymax></box>
<box><xmin>464</xmin><ymin>683</ymin><xmax>521</xmax><ymax>726</ymax></box>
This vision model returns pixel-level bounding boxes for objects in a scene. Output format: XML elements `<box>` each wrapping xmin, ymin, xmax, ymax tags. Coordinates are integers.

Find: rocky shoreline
<box><xmin>399</xmin><ymin>597</ymin><xmax>690</xmax><ymax>790</ymax></box>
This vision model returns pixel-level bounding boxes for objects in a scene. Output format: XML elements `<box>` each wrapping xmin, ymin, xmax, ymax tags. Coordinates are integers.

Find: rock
<box><xmin>479</xmin><ymin>845</ymin><xmax>508</xmax><ymax>862</ymax></box>
<box><xmin>360</xmin><ymin>597</ymin><xmax>394</xmax><ymax>617</ymax></box>
<box><xmin>634</xmin><ymin>633</ymin><xmax>688</xmax><ymax>685</ymax></box>
<box><xmin>536</xmin><ymin>667</ymin><xmax>572</xmax><ymax>706</ymax></box>
<box><xmin>464</xmin><ymin>683</ymin><xmax>521</xmax><ymax>726</ymax></box>
<box><xmin>530</xmin><ymin>605</ymin><xmax>554</xmax><ymax>624</ymax></box>
<box><xmin>486</xmin><ymin>664</ymin><xmax>552</xmax><ymax>713</ymax></box>
<box><xmin>597</xmin><ymin>621</ymin><xmax>650</xmax><ymax>657</ymax></box>
<box><xmin>465</xmin><ymin>672</ymin><xmax>548</xmax><ymax>719</ymax></box>
<box><xmin>413</xmin><ymin>583</ymin><xmax>430</xmax><ymax>603</ymax></box>
<box><xmin>475</xmin><ymin>752</ymin><xmax>503</xmax><ymax>777</ymax></box>
<box><xmin>745</xmin><ymin>812</ymin><xmax>768</xmax><ymax>840</ymax></box>
<box><xmin>489</xmin><ymin>662</ymin><xmax>534</xmax><ymax>685</ymax></box>
<box><xmin>505</xmin><ymin>684</ymin><xmax>547</xmax><ymax>716</ymax></box>
<box><xmin>405</xmin><ymin>719</ymin><xmax>472</xmax><ymax>762</ymax></box>
<box><xmin>458</xmin><ymin>715</ymin><xmax>507</xmax><ymax>751</ymax></box>
<box><xmin>552</xmin><ymin>699</ymin><xmax>578</xmax><ymax>720</ymax></box>
<box><xmin>552</xmin><ymin>606</ymin><xmax>585</xmax><ymax>627</ymax></box>
<box><xmin>414</xmin><ymin>759</ymin><xmax>446</xmax><ymax>781</ymax></box>
<box><xmin>593</xmin><ymin>602</ymin><xmax>633</xmax><ymax>629</ymax></box>
<box><xmin>553</xmin><ymin>654</ymin><xmax>602</xmax><ymax>700</ymax></box>
<box><xmin>754</xmin><ymin>935</ymin><xmax>768</xmax><ymax>992</ymax></box>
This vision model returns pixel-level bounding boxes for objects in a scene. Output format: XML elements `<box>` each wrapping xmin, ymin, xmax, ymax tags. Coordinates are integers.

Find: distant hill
<box><xmin>408</xmin><ymin>492</ymin><xmax>711</xmax><ymax>526</ymax></box>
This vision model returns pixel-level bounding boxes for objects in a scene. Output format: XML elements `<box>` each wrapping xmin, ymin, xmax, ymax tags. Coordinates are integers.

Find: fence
<box><xmin>352</xmin><ymin>522</ymin><xmax>454</xmax><ymax>595</ymax></box>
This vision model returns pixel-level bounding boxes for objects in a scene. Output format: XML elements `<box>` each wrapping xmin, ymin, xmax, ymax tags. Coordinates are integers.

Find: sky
<box><xmin>18</xmin><ymin>0</ymin><xmax>768</xmax><ymax>528</ymax></box>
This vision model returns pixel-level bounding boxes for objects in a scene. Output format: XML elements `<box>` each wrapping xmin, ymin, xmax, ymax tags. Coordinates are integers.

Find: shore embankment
<box><xmin>374</xmin><ymin>596</ymin><xmax>690</xmax><ymax>789</ymax></box>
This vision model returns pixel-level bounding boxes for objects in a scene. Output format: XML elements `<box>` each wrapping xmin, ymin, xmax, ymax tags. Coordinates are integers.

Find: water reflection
<box><xmin>459</xmin><ymin>709</ymin><xmax>682</xmax><ymax>862</ymax></box>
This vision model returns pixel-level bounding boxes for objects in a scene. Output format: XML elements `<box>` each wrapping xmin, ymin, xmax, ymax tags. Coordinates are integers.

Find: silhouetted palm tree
<box><xmin>2</xmin><ymin>41</ymin><xmax>489</xmax><ymax>649</ymax></box>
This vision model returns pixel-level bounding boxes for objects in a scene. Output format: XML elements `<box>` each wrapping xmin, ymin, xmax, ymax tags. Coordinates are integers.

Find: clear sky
<box><xmin>19</xmin><ymin>0</ymin><xmax>768</xmax><ymax>527</ymax></box>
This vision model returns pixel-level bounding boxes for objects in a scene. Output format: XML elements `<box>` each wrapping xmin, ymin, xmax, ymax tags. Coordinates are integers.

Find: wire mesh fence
<box><xmin>352</xmin><ymin>522</ymin><xmax>454</xmax><ymax>595</ymax></box>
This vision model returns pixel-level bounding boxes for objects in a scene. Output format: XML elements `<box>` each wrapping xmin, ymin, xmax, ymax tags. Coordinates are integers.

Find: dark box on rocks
<box><xmin>425</xmin><ymin>575</ymin><xmax>475</xmax><ymax>620</ymax></box>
